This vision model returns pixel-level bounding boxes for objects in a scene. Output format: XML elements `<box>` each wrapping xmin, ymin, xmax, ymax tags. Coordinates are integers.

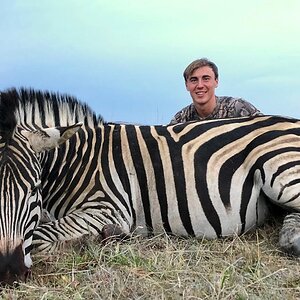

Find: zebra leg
<box><xmin>31</xmin><ymin>210</ymin><xmax>130</xmax><ymax>253</ymax></box>
<box><xmin>279</xmin><ymin>212</ymin><xmax>300</xmax><ymax>256</ymax></box>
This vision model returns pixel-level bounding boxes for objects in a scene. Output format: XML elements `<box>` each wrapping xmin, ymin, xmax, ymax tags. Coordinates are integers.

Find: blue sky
<box><xmin>1</xmin><ymin>1</ymin><xmax>300</xmax><ymax>124</ymax></box>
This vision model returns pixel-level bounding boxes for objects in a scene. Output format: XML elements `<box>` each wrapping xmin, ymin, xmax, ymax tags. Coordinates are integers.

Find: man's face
<box><xmin>185</xmin><ymin>66</ymin><xmax>218</xmax><ymax>107</ymax></box>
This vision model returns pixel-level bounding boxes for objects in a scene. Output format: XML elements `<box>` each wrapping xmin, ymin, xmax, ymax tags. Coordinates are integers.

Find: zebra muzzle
<box><xmin>0</xmin><ymin>243</ymin><xmax>29</xmax><ymax>286</ymax></box>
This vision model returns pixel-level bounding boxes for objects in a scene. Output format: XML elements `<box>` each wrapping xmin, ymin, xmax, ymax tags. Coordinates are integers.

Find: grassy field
<box><xmin>1</xmin><ymin>220</ymin><xmax>300</xmax><ymax>299</ymax></box>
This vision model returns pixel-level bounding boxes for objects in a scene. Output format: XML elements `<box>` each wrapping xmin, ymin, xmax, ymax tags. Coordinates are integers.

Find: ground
<box><xmin>1</xmin><ymin>219</ymin><xmax>300</xmax><ymax>299</ymax></box>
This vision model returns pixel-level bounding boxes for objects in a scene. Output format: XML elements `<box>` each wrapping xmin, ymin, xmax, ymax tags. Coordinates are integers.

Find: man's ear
<box><xmin>185</xmin><ymin>81</ymin><xmax>190</xmax><ymax>91</ymax></box>
<box><xmin>21</xmin><ymin>123</ymin><xmax>82</xmax><ymax>153</ymax></box>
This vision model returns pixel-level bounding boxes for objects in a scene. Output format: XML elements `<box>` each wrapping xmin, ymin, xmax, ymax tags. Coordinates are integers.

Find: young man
<box><xmin>169</xmin><ymin>58</ymin><xmax>262</xmax><ymax>125</ymax></box>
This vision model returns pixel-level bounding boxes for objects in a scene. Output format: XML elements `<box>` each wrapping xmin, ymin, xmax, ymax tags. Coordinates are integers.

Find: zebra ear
<box><xmin>21</xmin><ymin>122</ymin><xmax>83</xmax><ymax>153</ymax></box>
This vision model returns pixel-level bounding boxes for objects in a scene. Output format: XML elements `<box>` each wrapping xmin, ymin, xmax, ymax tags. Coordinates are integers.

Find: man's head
<box><xmin>184</xmin><ymin>58</ymin><xmax>219</xmax><ymax>117</ymax></box>
<box><xmin>183</xmin><ymin>58</ymin><xmax>219</xmax><ymax>82</ymax></box>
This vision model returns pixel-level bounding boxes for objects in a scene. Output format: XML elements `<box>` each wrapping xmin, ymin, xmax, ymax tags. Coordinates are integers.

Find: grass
<box><xmin>1</xmin><ymin>220</ymin><xmax>300</xmax><ymax>299</ymax></box>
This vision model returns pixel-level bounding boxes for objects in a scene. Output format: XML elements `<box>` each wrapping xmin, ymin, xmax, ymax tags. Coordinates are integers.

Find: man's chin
<box><xmin>193</xmin><ymin>97</ymin><xmax>208</xmax><ymax>104</ymax></box>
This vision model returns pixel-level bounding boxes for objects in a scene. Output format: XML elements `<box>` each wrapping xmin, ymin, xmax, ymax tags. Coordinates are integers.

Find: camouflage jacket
<box><xmin>169</xmin><ymin>96</ymin><xmax>263</xmax><ymax>125</ymax></box>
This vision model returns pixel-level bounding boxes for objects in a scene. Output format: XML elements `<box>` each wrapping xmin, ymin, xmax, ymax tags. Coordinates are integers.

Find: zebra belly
<box><xmin>132</xmin><ymin>192</ymin><xmax>270</xmax><ymax>239</ymax></box>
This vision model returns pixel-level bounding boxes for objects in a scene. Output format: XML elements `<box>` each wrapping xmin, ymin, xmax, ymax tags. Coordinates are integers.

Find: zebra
<box><xmin>1</xmin><ymin>87</ymin><xmax>300</xmax><ymax>284</ymax></box>
<box><xmin>0</xmin><ymin>89</ymin><xmax>82</xmax><ymax>284</ymax></box>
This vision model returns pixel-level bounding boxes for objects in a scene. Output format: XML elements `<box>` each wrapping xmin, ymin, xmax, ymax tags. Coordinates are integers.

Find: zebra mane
<box><xmin>0</xmin><ymin>90</ymin><xmax>18</xmax><ymax>142</ymax></box>
<box><xmin>0</xmin><ymin>88</ymin><xmax>104</xmax><ymax>139</ymax></box>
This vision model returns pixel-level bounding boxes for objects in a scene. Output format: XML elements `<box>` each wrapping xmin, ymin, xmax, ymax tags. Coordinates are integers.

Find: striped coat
<box><xmin>1</xmin><ymin>88</ymin><xmax>300</xmax><ymax>284</ymax></box>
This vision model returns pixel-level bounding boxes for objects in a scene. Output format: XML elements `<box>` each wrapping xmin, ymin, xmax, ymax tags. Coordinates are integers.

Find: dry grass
<box><xmin>1</xmin><ymin>220</ymin><xmax>300</xmax><ymax>299</ymax></box>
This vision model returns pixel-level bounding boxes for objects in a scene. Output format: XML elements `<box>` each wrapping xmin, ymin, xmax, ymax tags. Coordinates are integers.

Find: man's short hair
<box><xmin>183</xmin><ymin>58</ymin><xmax>219</xmax><ymax>81</ymax></box>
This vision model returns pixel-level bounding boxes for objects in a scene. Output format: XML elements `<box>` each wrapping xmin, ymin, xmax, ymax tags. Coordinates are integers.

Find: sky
<box><xmin>1</xmin><ymin>0</ymin><xmax>300</xmax><ymax>124</ymax></box>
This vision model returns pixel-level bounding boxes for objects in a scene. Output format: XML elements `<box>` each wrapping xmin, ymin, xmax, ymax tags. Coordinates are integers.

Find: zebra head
<box><xmin>0</xmin><ymin>103</ymin><xmax>82</xmax><ymax>285</ymax></box>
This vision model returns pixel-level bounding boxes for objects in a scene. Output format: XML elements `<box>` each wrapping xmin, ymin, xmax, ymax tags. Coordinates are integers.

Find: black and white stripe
<box><xmin>2</xmin><ymin>87</ymin><xmax>300</xmax><ymax>270</ymax></box>
<box><xmin>28</xmin><ymin>91</ymin><xmax>300</xmax><ymax>254</ymax></box>
<box><xmin>0</xmin><ymin>88</ymin><xmax>81</xmax><ymax>284</ymax></box>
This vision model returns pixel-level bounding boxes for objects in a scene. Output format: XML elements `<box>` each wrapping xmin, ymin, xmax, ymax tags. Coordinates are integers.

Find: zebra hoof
<box><xmin>279</xmin><ymin>235</ymin><xmax>300</xmax><ymax>256</ymax></box>
<box><xmin>101</xmin><ymin>224</ymin><xmax>128</xmax><ymax>244</ymax></box>
<box><xmin>279</xmin><ymin>213</ymin><xmax>300</xmax><ymax>256</ymax></box>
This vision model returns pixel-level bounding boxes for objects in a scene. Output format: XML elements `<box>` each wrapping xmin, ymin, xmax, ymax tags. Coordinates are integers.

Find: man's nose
<box><xmin>196</xmin><ymin>80</ymin><xmax>204</xmax><ymax>88</ymax></box>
